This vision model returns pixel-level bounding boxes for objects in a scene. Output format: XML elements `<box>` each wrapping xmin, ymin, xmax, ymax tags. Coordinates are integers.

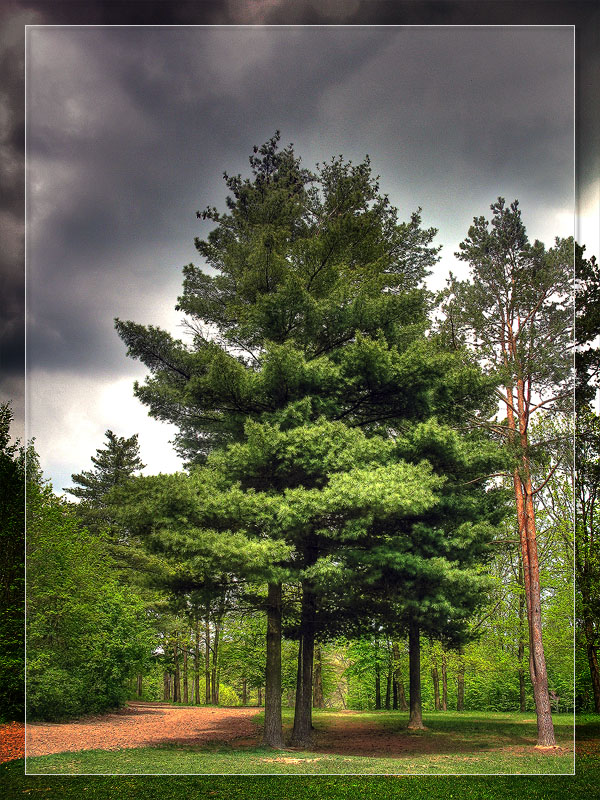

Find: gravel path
<box><xmin>25</xmin><ymin>703</ymin><xmax>262</xmax><ymax>757</ymax></box>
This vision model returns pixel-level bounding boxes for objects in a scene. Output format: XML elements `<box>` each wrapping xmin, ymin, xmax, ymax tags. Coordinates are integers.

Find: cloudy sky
<box><xmin>0</xmin><ymin>6</ymin><xmax>593</xmax><ymax>492</ymax></box>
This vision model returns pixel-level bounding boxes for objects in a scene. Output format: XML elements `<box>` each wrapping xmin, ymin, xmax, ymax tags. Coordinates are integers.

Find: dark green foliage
<box><xmin>0</xmin><ymin>404</ymin><xmax>24</xmax><ymax>720</ymax></box>
<box><xmin>115</xmin><ymin>133</ymin><xmax>440</xmax><ymax>464</ymax></box>
<box><xmin>576</xmin><ymin>243</ymin><xmax>600</xmax><ymax>409</ymax></box>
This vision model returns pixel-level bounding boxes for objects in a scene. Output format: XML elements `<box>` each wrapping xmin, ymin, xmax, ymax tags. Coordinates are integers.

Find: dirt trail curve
<box><xmin>25</xmin><ymin>703</ymin><xmax>262</xmax><ymax>757</ymax></box>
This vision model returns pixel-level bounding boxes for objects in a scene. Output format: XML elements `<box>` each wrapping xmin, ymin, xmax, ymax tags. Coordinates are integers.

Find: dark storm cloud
<box><xmin>24</xmin><ymin>25</ymin><xmax>399</xmax><ymax>374</ymax></box>
<box><xmin>25</xmin><ymin>25</ymin><xmax>574</xmax><ymax>376</ymax></box>
<box><xmin>0</xmin><ymin>2</ymin><xmax>40</xmax><ymax>424</ymax></box>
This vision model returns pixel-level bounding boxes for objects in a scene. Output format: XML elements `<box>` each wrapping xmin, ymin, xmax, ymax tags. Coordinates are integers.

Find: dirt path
<box><xmin>25</xmin><ymin>703</ymin><xmax>262</xmax><ymax>757</ymax></box>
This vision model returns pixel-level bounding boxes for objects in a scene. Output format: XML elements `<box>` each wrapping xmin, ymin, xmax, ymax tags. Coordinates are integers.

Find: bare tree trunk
<box><xmin>163</xmin><ymin>671</ymin><xmax>170</xmax><ymax>702</ymax></box>
<box><xmin>507</xmin><ymin>380</ymin><xmax>556</xmax><ymax>747</ymax></box>
<box><xmin>205</xmin><ymin>615</ymin><xmax>211</xmax><ymax>705</ymax></box>
<box><xmin>398</xmin><ymin>680</ymin><xmax>408</xmax><ymax>712</ymax></box>
<box><xmin>518</xmin><ymin>561</ymin><xmax>527</xmax><ymax>712</ymax></box>
<box><xmin>407</xmin><ymin>617</ymin><xmax>424</xmax><ymax>729</ymax></box>
<box><xmin>183</xmin><ymin>643</ymin><xmax>189</xmax><ymax>704</ymax></box>
<box><xmin>313</xmin><ymin>643</ymin><xmax>325</xmax><ymax>709</ymax></box>
<box><xmin>432</xmin><ymin>663</ymin><xmax>441</xmax><ymax>711</ymax></box>
<box><xmin>375</xmin><ymin>645</ymin><xmax>381</xmax><ymax>710</ymax></box>
<box><xmin>263</xmin><ymin>582</ymin><xmax>284</xmax><ymax>748</ymax></box>
<box><xmin>441</xmin><ymin>652</ymin><xmax>448</xmax><ymax>711</ymax></box>
<box><xmin>242</xmin><ymin>678</ymin><xmax>247</xmax><ymax>707</ymax></box>
<box><xmin>211</xmin><ymin>619</ymin><xmax>220</xmax><ymax>706</ymax></box>
<box><xmin>136</xmin><ymin>674</ymin><xmax>142</xmax><ymax>699</ymax></box>
<box><xmin>257</xmin><ymin>687</ymin><xmax>263</xmax><ymax>707</ymax></box>
<box><xmin>385</xmin><ymin>658</ymin><xmax>392</xmax><ymax>710</ymax></box>
<box><xmin>457</xmin><ymin>646</ymin><xmax>465</xmax><ymax>711</ymax></box>
<box><xmin>173</xmin><ymin>639</ymin><xmax>180</xmax><ymax>704</ymax></box>
<box><xmin>194</xmin><ymin>615</ymin><xmax>200</xmax><ymax>706</ymax></box>
<box><xmin>291</xmin><ymin>582</ymin><xmax>316</xmax><ymax>747</ymax></box>
<box><xmin>391</xmin><ymin>642</ymin><xmax>400</xmax><ymax>710</ymax></box>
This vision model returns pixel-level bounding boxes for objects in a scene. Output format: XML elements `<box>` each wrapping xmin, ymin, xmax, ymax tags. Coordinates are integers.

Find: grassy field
<box><xmin>3</xmin><ymin>717</ymin><xmax>597</xmax><ymax>799</ymax></box>
<box><xmin>23</xmin><ymin>709</ymin><xmax>575</xmax><ymax>776</ymax></box>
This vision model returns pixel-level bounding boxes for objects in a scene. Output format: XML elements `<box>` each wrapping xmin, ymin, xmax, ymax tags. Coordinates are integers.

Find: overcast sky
<box><xmin>15</xmin><ymin>23</ymin><xmax>584</xmax><ymax>491</ymax></box>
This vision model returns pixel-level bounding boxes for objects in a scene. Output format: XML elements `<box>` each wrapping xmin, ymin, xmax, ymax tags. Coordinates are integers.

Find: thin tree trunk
<box><xmin>441</xmin><ymin>652</ymin><xmax>448</xmax><ymax>711</ymax></box>
<box><xmin>392</xmin><ymin>642</ymin><xmax>400</xmax><ymax>710</ymax></box>
<box><xmin>457</xmin><ymin>646</ymin><xmax>465</xmax><ymax>711</ymax></box>
<box><xmin>407</xmin><ymin>617</ymin><xmax>424</xmax><ymax>729</ymax></box>
<box><xmin>375</xmin><ymin>645</ymin><xmax>381</xmax><ymax>710</ymax></box>
<box><xmin>183</xmin><ymin>643</ymin><xmax>189</xmax><ymax>704</ymax></box>
<box><xmin>163</xmin><ymin>671</ymin><xmax>170</xmax><ymax>702</ymax></box>
<box><xmin>507</xmin><ymin>379</ymin><xmax>556</xmax><ymax>747</ymax></box>
<box><xmin>211</xmin><ymin>619</ymin><xmax>220</xmax><ymax>706</ymax></box>
<box><xmin>257</xmin><ymin>687</ymin><xmax>263</xmax><ymax>707</ymax></box>
<box><xmin>136</xmin><ymin>674</ymin><xmax>142</xmax><ymax>699</ymax></box>
<box><xmin>432</xmin><ymin>663</ymin><xmax>441</xmax><ymax>711</ymax></box>
<box><xmin>385</xmin><ymin>660</ymin><xmax>392</xmax><ymax>710</ymax></box>
<box><xmin>242</xmin><ymin>678</ymin><xmax>247</xmax><ymax>707</ymax></box>
<box><xmin>263</xmin><ymin>582</ymin><xmax>284</xmax><ymax>748</ymax></box>
<box><xmin>205</xmin><ymin>615</ymin><xmax>211</xmax><ymax>705</ymax></box>
<box><xmin>313</xmin><ymin>643</ymin><xmax>325</xmax><ymax>709</ymax></box>
<box><xmin>194</xmin><ymin>615</ymin><xmax>200</xmax><ymax>706</ymax></box>
<box><xmin>173</xmin><ymin>638</ymin><xmax>180</xmax><ymax>704</ymax></box>
<box><xmin>291</xmin><ymin>582</ymin><xmax>317</xmax><ymax>747</ymax></box>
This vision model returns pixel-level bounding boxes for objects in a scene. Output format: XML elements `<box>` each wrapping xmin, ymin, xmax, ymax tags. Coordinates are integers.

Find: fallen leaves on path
<box><xmin>26</xmin><ymin>703</ymin><xmax>261</xmax><ymax>757</ymax></box>
<box><xmin>0</xmin><ymin>721</ymin><xmax>25</xmax><ymax>762</ymax></box>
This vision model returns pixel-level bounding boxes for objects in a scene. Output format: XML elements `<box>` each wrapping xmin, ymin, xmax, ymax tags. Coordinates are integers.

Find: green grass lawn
<box><xmin>24</xmin><ymin>709</ymin><xmax>575</xmax><ymax>776</ymax></box>
<box><xmin>3</xmin><ymin>718</ymin><xmax>597</xmax><ymax>799</ymax></box>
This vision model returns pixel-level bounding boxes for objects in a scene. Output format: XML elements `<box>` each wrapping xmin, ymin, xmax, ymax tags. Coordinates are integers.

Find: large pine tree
<box><xmin>115</xmin><ymin>135</ymin><xmax>501</xmax><ymax>746</ymax></box>
<box><xmin>443</xmin><ymin>198</ymin><xmax>573</xmax><ymax>747</ymax></box>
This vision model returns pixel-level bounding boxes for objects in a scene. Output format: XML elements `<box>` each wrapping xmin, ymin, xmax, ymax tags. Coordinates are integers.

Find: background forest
<box><xmin>2</xmin><ymin>137</ymin><xmax>594</xmax><ymax>745</ymax></box>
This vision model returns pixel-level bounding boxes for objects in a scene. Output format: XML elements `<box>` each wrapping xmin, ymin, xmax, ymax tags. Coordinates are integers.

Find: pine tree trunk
<box><xmin>398</xmin><ymin>680</ymin><xmax>408</xmax><ymax>712</ymax></box>
<box><xmin>407</xmin><ymin>617</ymin><xmax>424</xmax><ymax>729</ymax></box>
<box><xmin>211</xmin><ymin>620</ymin><xmax>220</xmax><ymax>706</ymax></box>
<box><xmin>457</xmin><ymin>646</ymin><xmax>465</xmax><ymax>711</ymax></box>
<box><xmin>173</xmin><ymin>639</ymin><xmax>180</xmax><ymax>703</ymax></box>
<box><xmin>291</xmin><ymin>582</ymin><xmax>316</xmax><ymax>747</ymax></box>
<box><xmin>263</xmin><ymin>582</ymin><xmax>284</xmax><ymax>748</ymax></box>
<box><xmin>432</xmin><ymin>663</ymin><xmax>441</xmax><ymax>710</ymax></box>
<box><xmin>205</xmin><ymin>615</ymin><xmax>211</xmax><ymax>705</ymax></box>
<box><xmin>163</xmin><ymin>671</ymin><xmax>170</xmax><ymax>702</ymax></box>
<box><xmin>375</xmin><ymin>654</ymin><xmax>381</xmax><ymax>710</ymax></box>
<box><xmin>584</xmin><ymin>616</ymin><xmax>600</xmax><ymax>713</ymax></box>
<box><xmin>183</xmin><ymin>644</ymin><xmax>189</xmax><ymax>704</ymax></box>
<box><xmin>385</xmin><ymin>663</ymin><xmax>392</xmax><ymax>710</ymax></box>
<box><xmin>194</xmin><ymin>616</ymin><xmax>200</xmax><ymax>706</ymax></box>
<box><xmin>392</xmin><ymin>642</ymin><xmax>400</xmax><ymax>710</ymax></box>
<box><xmin>441</xmin><ymin>652</ymin><xmax>448</xmax><ymax>711</ymax></box>
<box><xmin>518</xmin><ymin>562</ymin><xmax>527</xmax><ymax>712</ymax></box>
<box><xmin>508</xmin><ymin>380</ymin><xmax>556</xmax><ymax>747</ymax></box>
<box><xmin>313</xmin><ymin>643</ymin><xmax>325</xmax><ymax>708</ymax></box>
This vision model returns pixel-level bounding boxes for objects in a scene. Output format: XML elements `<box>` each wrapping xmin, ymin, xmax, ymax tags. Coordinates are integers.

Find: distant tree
<box><xmin>67</xmin><ymin>430</ymin><xmax>144</xmax><ymax>505</ymax></box>
<box><xmin>444</xmin><ymin>198</ymin><xmax>573</xmax><ymax>747</ymax></box>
